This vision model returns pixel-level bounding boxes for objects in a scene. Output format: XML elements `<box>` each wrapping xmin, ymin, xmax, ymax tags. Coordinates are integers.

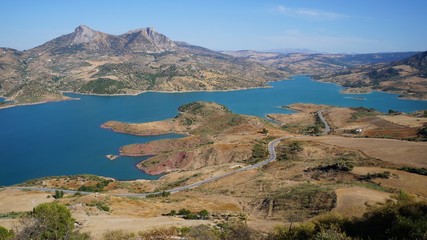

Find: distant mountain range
<box><xmin>265</xmin><ymin>48</ymin><xmax>319</xmax><ymax>54</ymax></box>
<box><xmin>316</xmin><ymin>51</ymin><xmax>427</xmax><ymax>99</ymax></box>
<box><xmin>33</xmin><ymin>25</ymin><xmax>177</xmax><ymax>54</ymax></box>
<box><xmin>221</xmin><ymin>49</ymin><xmax>426</xmax><ymax>99</ymax></box>
<box><xmin>0</xmin><ymin>25</ymin><xmax>425</xmax><ymax>105</ymax></box>
<box><xmin>220</xmin><ymin>50</ymin><xmax>420</xmax><ymax>75</ymax></box>
<box><xmin>0</xmin><ymin>26</ymin><xmax>287</xmax><ymax>105</ymax></box>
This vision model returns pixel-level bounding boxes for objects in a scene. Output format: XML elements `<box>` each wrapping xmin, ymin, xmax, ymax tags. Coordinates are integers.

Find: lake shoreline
<box><xmin>0</xmin><ymin>84</ymin><xmax>274</xmax><ymax>110</ymax></box>
<box><xmin>1</xmin><ymin>76</ymin><xmax>426</xmax><ymax>111</ymax></box>
<box><xmin>1</xmin><ymin>75</ymin><xmax>426</xmax><ymax>186</ymax></box>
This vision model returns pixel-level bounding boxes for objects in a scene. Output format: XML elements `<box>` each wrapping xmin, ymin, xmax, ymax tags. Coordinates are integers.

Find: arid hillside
<box><xmin>1</xmin><ymin>103</ymin><xmax>426</xmax><ymax>239</ymax></box>
<box><xmin>316</xmin><ymin>51</ymin><xmax>427</xmax><ymax>100</ymax></box>
<box><xmin>103</xmin><ymin>101</ymin><xmax>281</xmax><ymax>175</ymax></box>
<box><xmin>0</xmin><ymin>26</ymin><xmax>288</xmax><ymax>106</ymax></box>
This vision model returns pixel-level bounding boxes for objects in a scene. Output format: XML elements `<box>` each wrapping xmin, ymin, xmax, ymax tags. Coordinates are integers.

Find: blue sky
<box><xmin>1</xmin><ymin>0</ymin><xmax>426</xmax><ymax>53</ymax></box>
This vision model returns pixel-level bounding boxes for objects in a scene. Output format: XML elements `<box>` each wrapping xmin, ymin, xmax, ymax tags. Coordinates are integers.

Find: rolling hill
<box><xmin>317</xmin><ymin>51</ymin><xmax>427</xmax><ymax>99</ymax></box>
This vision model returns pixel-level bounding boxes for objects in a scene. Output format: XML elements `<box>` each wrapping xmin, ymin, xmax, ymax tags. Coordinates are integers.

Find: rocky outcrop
<box><xmin>31</xmin><ymin>25</ymin><xmax>177</xmax><ymax>54</ymax></box>
<box><xmin>120</xmin><ymin>27</ymin><xmax>177</xmax><ymax>53</ymax></box>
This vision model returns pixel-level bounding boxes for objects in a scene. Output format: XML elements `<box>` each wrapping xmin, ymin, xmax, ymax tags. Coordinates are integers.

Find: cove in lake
<box><xmin>0</xmin><ymin>76</ymin><xmax>426</xmax><ymax>186</ymax></box>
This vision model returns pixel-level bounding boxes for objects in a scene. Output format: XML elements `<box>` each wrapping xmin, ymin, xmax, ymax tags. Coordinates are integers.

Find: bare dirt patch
<box><xmin>334</xmin><ymin>187</ymin><xmax>391</xmax><ymax>217</ymax></box>
<box><xmin>0</xmin><ymin>188</ymin><xmax>54</xmax><ymax>213</ymax></box>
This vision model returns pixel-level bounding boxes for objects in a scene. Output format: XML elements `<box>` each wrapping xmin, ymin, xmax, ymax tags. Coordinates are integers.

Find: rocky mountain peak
<box><xmin>75</xmin><ymin>25</ymin><xmax>93</xmax><ymax>32</ymax></box>
<box><xmin>70</xmin><ymin>25</ymin><xmax>105</xmax><ymax>45</ymax></box>
<box><xmin>121</xmin><ymin>27</ymin><xmax>177</xmax><ymax>53</ymax></box>
<box><xmin>31</xmin><ymin>25</ymin><xmax>178</xmax><ymax>54</ymax></box>
<box><xmin>146</xmin><ymin>27</ymin><xmax>155</xmax><ymax>36</ymax></box>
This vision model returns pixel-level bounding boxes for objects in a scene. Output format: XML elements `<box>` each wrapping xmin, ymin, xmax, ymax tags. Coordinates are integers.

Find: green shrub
<box><xmin>249</xmin><ymin>140</ymin><xmax>269</xmax><ymax>163</ymax></box>
<box><xmin>184</xmin><ymin>213</ymin><xmax>199</xmax><ymax>220</ymax></box>
<box><xmin>198</xmin><ymin>209</ymin><xmax>209</xmax><ymax>220</ymax></box>
<box><xmin>178</xmin><ymin>208</ymin><xmax>191</xmax><ymax>216</ymax></box>
<box><xmin>79</xmin><ymin>78</ymin><xmax>130</xmax><ymax>94</ymax></box>
<box><xmin>271</xmin><ymin>223</ymin><xmax>315</xmax><ymax>240</ymax></box>
<box><xmin>53</xmin><ymin>190</ymin><xmax>64</xmax><ymax>199</ymax></box>
<box><xmin>15</xmin><ymin>202</ymin><xmax>78</xmax><ymax>240</ymax></box>
<box><xmin>277</xmin><ymin>141</ymin><xmax>303</xmax><ymax>161</ymax></box>
<box><xmin>400</xmin><ymin>166</ymin><xmax>427</xmax><ymax>176</ymax></box>
<box><xmin>0</xmin><ymin>226</ymin><xmax>14</xmax><ymax>240</ymax></box>
<box><xmin>307</xmin><ymin>162</ymin><xmax>354</xmax><ymax>173</ymax></box>
<box><xmin>268</xmin><ymin>200</ymin><xmax>427</xmax><ymax>240</ymax></box>
<box><xmin>344</xmin><ymin>201</ymin><xmax>427</xmax><ymax>240</ymax></box>
<box><xmin>78</xmin><ymin>179</ymin><xmax>113</xmax><ymax>192</ymax></box>
<box><xmin>359</xmin><ymin>171</ymin><xmax>391</xmax><ymax>180</ymax></box>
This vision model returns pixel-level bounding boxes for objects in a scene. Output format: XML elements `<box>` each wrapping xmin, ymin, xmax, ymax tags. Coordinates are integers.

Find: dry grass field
<box><xmin>313</xmin><ymin>136</ymin><xmax>427</xmax><ymax>168</ymax></box>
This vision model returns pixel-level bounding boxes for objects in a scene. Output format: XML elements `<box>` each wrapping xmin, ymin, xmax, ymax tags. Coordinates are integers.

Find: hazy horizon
<box><xmin>1</xmin><ymin>0</ymin><xmax>426</xmax><ymax>53</ymax></box>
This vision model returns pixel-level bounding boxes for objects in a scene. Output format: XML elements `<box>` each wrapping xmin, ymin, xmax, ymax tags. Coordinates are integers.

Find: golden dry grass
<box><xmin>352</xmin><ymin>167</ymin><xmax>427</xmax><ymax>198</ymax></box>
<box><xmin>334</xmin><ymin>187</ymin><xmax>391</xmax><ymax>217</ymax></box>
<box><xmin>0</xmin><ymin>188</ymin><xmax>54</xmax><ymax>214</ymax></box>
<box><xmin>312</xmin><ymin>136</ymin><xmax>427</xmax><ymax>168</ymax></box>
<box><xmin>377</xmin><ymin>114</ymin><xmax>427</xmax><ymax>128</ymax></box>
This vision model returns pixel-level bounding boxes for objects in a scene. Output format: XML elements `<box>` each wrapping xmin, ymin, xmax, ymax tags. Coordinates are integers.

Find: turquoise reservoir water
<box><xmin>0</xmin><ymin>76</ymin><xmax>426</xmax><ymax>186</ymax></box>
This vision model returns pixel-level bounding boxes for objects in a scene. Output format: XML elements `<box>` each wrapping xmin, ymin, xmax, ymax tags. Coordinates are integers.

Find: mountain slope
<box><xmin>221</xmin><ymin>50</ymin><xmax>419</xmax><ymax>75</ymax></box>
<box><xmin>0</xmin><ymin>26</ymin><xmax>288</xmax><ymax>105</ymax></box>
<box><xmin>31</xmin><ymin>25</ymin><xmax>177</xmax><ymax>54</ymax></box>
<box><xmin>317</xmin><ymin>51</ymin><xmax>427</xmax><ymax>99</ymax></box>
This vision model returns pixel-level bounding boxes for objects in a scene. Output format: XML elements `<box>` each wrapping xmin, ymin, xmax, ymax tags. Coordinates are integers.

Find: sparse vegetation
<box><xmin>350</xmin><ymin>107</ymin><xmax>378</xmax><ymax>120</ymax></box>
<box><xmin>417</xmin><ymin>125</ymin><xmax>427</xmax><ymax>140</ymax></box>
<box><xmin>264</xmin><ymin>183</ymin><xmax>337</xmax><ymax>222</ymax></box>
<box><xmin>359</xmin><ymin>171</ymin><xmax>391</xmax><ymax>180</ymax></box>
<box><xmin>276</xmin><ymin>141</ymin><xmax>303</xmax><ymax>161</ymax></box>
<box><xmin>77</xmin><ymin>178</ymin><xmax>113</xmax><ymax>192</ymax></box>
<box><xmin>306</xmin><ymin>162</ymin><xmax>354</xmax><ymax>173</ymax></box>
<box><xmin>87</xmin><ymin>201</ymin><xmax>110</xmax><ymax>212</ymax></box>
<box><xmin>53</xmin><ymin>189</ymin><xmax>64</xmax><ymax>199</ymax></box>
<box><xmin>0</xmin><ymin>211</ymin><xmax>24</xmax><ymax>219</ymax></box>
<box><xmin>167</xmin><ymin>208</ymin><xmax>210</xmax><ymax>220</ymax></box>
<box><xmin>268</xmin><ymin>200</ymin><xmax>427</xmax><ymax>240</ymax></box>
<box><xmin>400</xmin><ymin>166</ymin><xmax>427</xmax><ymax>176</ymax></box>
<box><xmin>146</xmin><ymin>191</ymin><xmax>171</xmax><ymax>198</ymax></box>
<box><xmin>260</xmin><ymin>128</ymin><xmax>269</xmax><ymax>135</ymax></box>
<box><xmin>14</xmin><ymin>202</ymin><xmax>89</xmax><ymax>240</ymax></box>
<box><xmin>249</xmin><ymin>140</ymin><xmax>269</xmax><ymax>164</ymax></box>
<box><xmin>79</xmin><ymin>78</ymin><xmax>130</xmax><ymax>94</ymax></box>
<box><xmin>0</xmin><ymin>226</ymin><xmax>14</xmax><ymax>240</ymax></box>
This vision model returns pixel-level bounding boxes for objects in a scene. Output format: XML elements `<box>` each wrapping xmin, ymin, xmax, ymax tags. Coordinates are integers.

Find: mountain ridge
<box><xmin>0</xmin><ymin>25</ymin><xmax>287</xmax><ymax>106</ymax></box>
<box><xmin>30</xmin><ymin>25</ymin><xmax>177</xmax><ymax>55</ymax></box>
<box><xmin>316</xmin><ymin>51</ymin><xmax>427</xmax><ymax>99</ymax></box>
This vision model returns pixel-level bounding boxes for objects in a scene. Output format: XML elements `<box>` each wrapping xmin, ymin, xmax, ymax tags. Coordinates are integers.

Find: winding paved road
<box><xmin>10</xmin><ymin>137</ymin><xmax>285</xmax><ymax>198</ymax></box>
<box><xmin>317</xmin><ymin>110</ymin><xmax>331</xmax><ymax>135</ymax></box>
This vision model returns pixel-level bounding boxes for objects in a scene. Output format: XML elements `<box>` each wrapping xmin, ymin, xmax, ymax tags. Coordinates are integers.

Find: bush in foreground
<box><xmin>268</xmin><ymin>200</ymin><xmax>427</xmax><ymax>240</ymax></box>
<box><xmin>14</xmin><ymin>202</ymin><xmax>90</xmax><ymax>240</ymax></box>
<box><xmin>0</xmin><ymin>226</ymin><xmax>14</xmax><ymax>240</ymax></box>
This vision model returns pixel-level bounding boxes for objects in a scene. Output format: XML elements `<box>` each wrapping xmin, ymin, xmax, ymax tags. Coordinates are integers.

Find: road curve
<box><xmin>317</xmin><ymin>110</ymin><xmax>330</xmax><ymax>135</ymax></box>
<box><xmin>10</xmin><ymin>137</ymin><xmax>285</xmax><ymax>198</ymax></box>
